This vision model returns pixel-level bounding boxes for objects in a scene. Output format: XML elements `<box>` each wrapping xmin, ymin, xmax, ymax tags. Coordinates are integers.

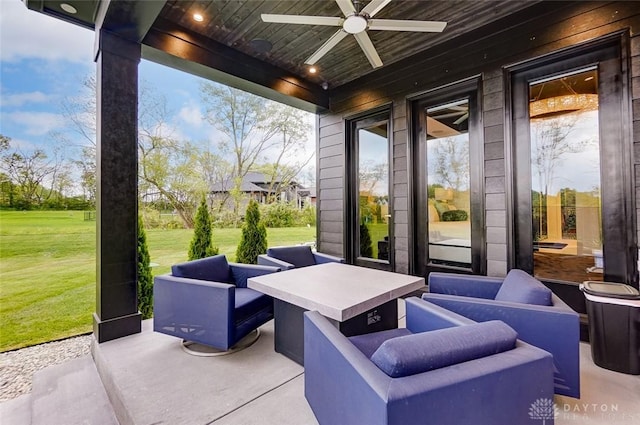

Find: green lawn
<box><xmin>0</xmin><ymin>211</ymin><xmax>315</xmax><ymax>351</ymax></box>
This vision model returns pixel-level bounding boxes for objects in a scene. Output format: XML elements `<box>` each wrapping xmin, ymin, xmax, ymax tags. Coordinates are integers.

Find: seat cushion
<box><xmin>370</xmin><ymin>320</ymin><xmax>517</xmax><ymax>378</ymax></box>
<box><xmin>171</xmin><ymin>255</ymin><xmax>232</xmax><ymax>283</ymax></box>
<box><xmin>348</xmin><ymin>328</ymin><xmax>413</xmax><ymax>359</ymax></box>
<box><xmin>234</xmin><ymin>288</ymin><xmax>273</xmax><ymax>325</ymax></box>
<box><xmin>494</xmin><ymin>269</ymin><xmax>552</xmax><ymax>306</ymax></box>
<box><xmin>267</xmin><ymin>246</ymin><xmax>316</xmax><ymax>268</ymax></box>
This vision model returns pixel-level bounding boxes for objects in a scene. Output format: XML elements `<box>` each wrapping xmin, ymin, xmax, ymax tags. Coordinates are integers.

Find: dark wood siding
<box><xmin>317</xmin><ymin>1</ymin><xmax>640</xmax><ymax>277</ymax></box>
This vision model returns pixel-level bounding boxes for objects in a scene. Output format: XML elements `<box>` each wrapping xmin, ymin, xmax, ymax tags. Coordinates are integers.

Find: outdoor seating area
<box><xmin>80</xmin><ymin>302</ymin><xmax>638</xmax><ymax>425</ymax></box>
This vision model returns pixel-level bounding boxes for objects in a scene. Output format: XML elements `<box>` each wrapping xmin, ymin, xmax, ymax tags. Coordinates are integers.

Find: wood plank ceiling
<box><xmin>158</xmin><ymin>0</ymin><xmax>541</xmax><ymax>89</ymax></box>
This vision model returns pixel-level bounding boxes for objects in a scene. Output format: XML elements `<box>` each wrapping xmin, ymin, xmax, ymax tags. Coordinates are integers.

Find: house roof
<box><xmin>210</xmin><ymin>171</ymin><xmax>302</xmax><ymax>193</ymax></box>
<box><xmin>23</xmin><ymin>0</ymin><xmax>543</xmax><ymax>113</ymax></box>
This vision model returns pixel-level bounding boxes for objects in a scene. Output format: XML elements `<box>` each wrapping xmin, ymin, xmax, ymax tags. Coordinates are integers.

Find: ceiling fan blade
<box><xmin>368</xmin><ymin>19</ymin><xmax>447</xmax><ymax>32</ymax></box>
<box><xmin>453</xmin><ymin>113</ymin><xmax>469</xmax><ymax>125</ymax></box>
<box><xmin>261</xmin><ymin>14</ymin><xmax>343</xmax><ymax>26</ymax></box>
<box><xmin>335</xmin><ymin>0</ymin><xmax>356</xmax><ymax>17</ymax></box>
<box><xmin>361</xmin><ymin>0</ymin><xmax>392</xmax><ymax>18</ymax></box>
<box><xmin>354</xmin><ymin>32</ymin><xmax>383</xmax><ymax>68</ymax></box>
<box><xmin>305</xmin><ymin>29</ymin><xmax>349</xmax><ymax>65</ymax></box>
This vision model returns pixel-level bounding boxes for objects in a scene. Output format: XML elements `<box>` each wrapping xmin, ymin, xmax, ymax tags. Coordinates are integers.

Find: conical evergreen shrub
<box><xmin>189</xmin><ymin>196</ymin><xmax>219</xmax><ymax>260</ymax></box>
<box><xmin>137</xmin><ymin>215</ymin><xmax>153</xmax><ymax>319</ymax></box>
<box><xmin>359</xmin><ymin>223</ymin><xmax>373</xmax><ymax>258</ymax></box>
<box><xmin>236</xmin><ymin>199</ymin><xmax>267</xmax><ymax>264</ymax></box>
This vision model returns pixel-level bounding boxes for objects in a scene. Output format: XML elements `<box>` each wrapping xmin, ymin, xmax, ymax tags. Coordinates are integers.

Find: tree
<box><xmin>432</xmin><ymin>136</ymin><xmax>469</xmax><ymax>192</ymax></box>
<box><xmin>188</xmin><ymin>196</ymin><xmax>219</xmax><ymax>260</ymax></box>
<box><xmin>200</xmin><ymin>83</ymin><xmax>310</xmax><ymax>215</ymax></box>
<box><xmin>236</xmin><ymin>199</ymin><xmax>267</xmax><ymax>264</ymax></box>
<box><xmin>62</xmin><ymin>75</ymin><xmax>209</xmax><ymax>226</ymax></box>
<box><xmin>359</xmin><ymin>223</ymin><xmax>373</xmax><ymax>258</ymax></box>
<box><xmin>0</xmin><ymin>135</ymin><xmax>66</xmax><ymax>209</ymax></box>
<box><xmin>260</xmin><ymin>105</ymin><xmax>313</xmax><ymax>203</ymax></box>
<box><xmin>137</xmin><ymin>215</ymin><xmax>154</xmax><ymax>319</ymax></box>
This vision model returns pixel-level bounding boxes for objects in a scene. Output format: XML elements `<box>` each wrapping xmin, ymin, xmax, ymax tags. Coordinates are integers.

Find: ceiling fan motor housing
<box><xmin>343</xmin><ymin>15</ymin><xmax>368</xmax><ymax>34</ymax></box>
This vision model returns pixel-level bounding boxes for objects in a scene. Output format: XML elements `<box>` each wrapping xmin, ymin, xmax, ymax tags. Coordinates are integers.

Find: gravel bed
<box><xmin>0</xmin><ymin>334</ymin><xmax>92</xmax><ymax>402</ymax></box>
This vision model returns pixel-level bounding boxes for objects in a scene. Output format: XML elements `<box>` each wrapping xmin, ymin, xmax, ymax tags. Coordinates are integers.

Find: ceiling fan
<box><xmin>261</xmin><ymin>0</ymin><xmax>447</xmax><ymax>69</ymax></box>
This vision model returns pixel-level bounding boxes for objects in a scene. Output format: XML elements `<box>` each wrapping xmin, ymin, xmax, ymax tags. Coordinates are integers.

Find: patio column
<box><xmin>93</xmin><ymin>29</ymin><xmax>141</xmax><ymax>343</ymax></box>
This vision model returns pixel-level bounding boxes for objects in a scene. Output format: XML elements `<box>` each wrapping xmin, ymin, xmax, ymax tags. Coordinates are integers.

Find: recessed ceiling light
<box><xmin>309</xmin><ymin>66</ymin><xmax>317</xmax><ymax>74</ymax></box>
<box><xmin>60</xmin><ymin>3</ymin><xmax>77</xmax><ymax>14</ymax></box>
<box><xmin>193</xmin><ymin>13</ymin><xmax>204</xmax><ymax>22</ymax></box>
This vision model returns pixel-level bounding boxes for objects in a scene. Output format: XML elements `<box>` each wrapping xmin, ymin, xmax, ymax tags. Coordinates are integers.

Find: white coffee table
<box><xmin>248</xmin><ymin>262</ymin><xmax>425</xmax><ymax>365</ymax></box>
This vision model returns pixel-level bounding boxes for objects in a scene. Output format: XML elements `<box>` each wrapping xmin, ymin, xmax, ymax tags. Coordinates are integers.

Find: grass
<box><xmin>0</xmin><ymin>211</ymin><xmax>316</xmax><ymax>351</ymax></box>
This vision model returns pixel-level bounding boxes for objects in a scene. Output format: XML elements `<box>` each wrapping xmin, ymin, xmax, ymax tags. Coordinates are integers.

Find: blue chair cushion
<box><xmin>348</xmin><ymin>328</ymin><xmax>413</xmax><ymax>359</ymax></box>
<box><xmin>234</xmin><ymin>288</ymin><xmax>273</xmax><ymax>324</ymax></box>
<box><xmin>494</xmin><ymin>269</ymin><xmax>552</xmax><ymax>306</ymax></box>
<box><xmin>267</xmin><ymin>246</ymin><xmax>316</xmax><ymax>268</ymax></box>
<box><xmin>370</xmin><ymin>320</ymin><xmax>518</xmax><ymax>378</ymax></box>
<box><xmin>171</xmin><ymin>255</ymin><xmax>232</xmax><ymax>284</ymax></box>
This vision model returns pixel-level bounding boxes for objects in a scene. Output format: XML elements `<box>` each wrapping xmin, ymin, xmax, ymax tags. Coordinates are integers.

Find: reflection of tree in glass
<box><xmin>530</xmin><ymin>115</ymin><xmax>594</xmax><ymax>197</ymax></box>
<box><xmin>359</xmin><ymin>160</ymin><xmax>388</xmax><ymax>195</ymax></box>
<box><xmin>432</xmin><ymin>137</ymin><xmax>469</xmax><ymax>191</ymax></box>
<box><xmin>530</xmin><ymin>115</ymin><xmax>595</xmax><ymax>240</ymax></box>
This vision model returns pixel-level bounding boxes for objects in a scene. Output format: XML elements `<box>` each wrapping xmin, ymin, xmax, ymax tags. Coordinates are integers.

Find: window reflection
<box><xmin>358</xmin><ymin>123</ymin><xmax>389</xmax><ymax>261</ymax></box>
<box><xmin>529</xmin><ymin>68</ymin><xmax>603</xmax><ymax>283</ymax></box>
<box><xmin>426</xmin><ymin>100</ymin><xmax>471</xmax><ymax>268</ymax></box>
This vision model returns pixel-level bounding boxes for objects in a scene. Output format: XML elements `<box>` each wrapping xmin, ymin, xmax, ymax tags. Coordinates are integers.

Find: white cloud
<box><xmin>1</xmin><ymin>91</ymin><xmax>54</xmax><ymax>107</ymax></box>
<box><xmin>0</xmin><ymin>1</ymin><xmax>94</xmax><ymax>63</ymax></box>
<box><xmin>6</xmin><ymin>111</ymin><xmax>65</xmax><ymax>135</ymax></box>
<box><xmin>178</xmin><ymin>103</ymin><xmax>203</xmax><ymax>127</ymax></box>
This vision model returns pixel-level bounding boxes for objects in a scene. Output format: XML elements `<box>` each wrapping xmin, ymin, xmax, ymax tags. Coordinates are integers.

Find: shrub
<box><xmin>188</xmin><ymin>197</ymin><xmax>219</xmax><ymax>260</ymax></box>
<box><xmin>137</xmin><ymin>215</ymin><xmax>153</xmax><ymax>319</ymax></box>
<box><xmin>236</xmin><ymin>199</ymin><xmax>267</xmax><ymax>263</ymax></box>
<box><xmin>441</xmin><ymin>209</ymin><xmax>469</xmax><ymax>221</ymax></box>
<box><xmin>359</xmin><ymin>223</ymin><xmax>373</xmax><ymax>257</ymax></box>
<box><xmin>300</xmin><ymin>205</ymin><xmax>317</xmax><ymax>226</ymax></box>
<box><xmin>260</xmin><ymin>201</ymin><xmax>297</xmax><ymax>227</ymax></box>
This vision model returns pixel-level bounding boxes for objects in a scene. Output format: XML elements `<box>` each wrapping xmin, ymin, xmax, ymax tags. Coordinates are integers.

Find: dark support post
<box><xmin>93</xmin><ymin>29</ymin><xmax>142</xmax><ymax>343</ymax></box>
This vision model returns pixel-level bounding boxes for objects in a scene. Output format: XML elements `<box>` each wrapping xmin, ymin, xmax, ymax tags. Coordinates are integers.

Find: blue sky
<box><xmin>0</xmin><ymin>0</ymin><xmax>315</xmax><ymax>182</ymax></box>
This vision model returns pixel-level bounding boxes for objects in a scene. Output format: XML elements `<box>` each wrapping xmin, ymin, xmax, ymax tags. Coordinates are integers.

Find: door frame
<box><xmin>410</xmin><ymin>76</ymin><xmax>485</xmax><ymax>277</ymax></box>
<box><xmin>505</xmin><ymin>32</ymin><xmax>637</xmax><ymax>288</ymax></box>
<box><xmin>345</xmin><ymin>106</ymin><xmax>394</xmax><ymax>271</ymax></box>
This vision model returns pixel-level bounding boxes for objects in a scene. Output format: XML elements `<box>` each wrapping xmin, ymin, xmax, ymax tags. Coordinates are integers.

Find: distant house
<box><xmin>210</xmin><ymin>171</ymin><xmax>311</xmax><ymax>209</ymax></box>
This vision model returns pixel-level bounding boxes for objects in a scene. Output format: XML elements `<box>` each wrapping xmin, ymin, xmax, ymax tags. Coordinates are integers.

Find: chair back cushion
<box><xmin>370</xmin><ymin>320</ymin><xmax>517</xmax><ymax>378</ymax></box>
<box><xmin>494</xmin><ymin>269</ymin><xmax>552</xmax><ymax>306</ymax></box>
<box><xmin>267</xmin><ymin>246</ymin><xmax>316</xmax><ymax>268</ymax></box>
<box><xmin>171</xmin><ymin>255</ymin><xmax>232</xmax><ymax>283</ymax></box>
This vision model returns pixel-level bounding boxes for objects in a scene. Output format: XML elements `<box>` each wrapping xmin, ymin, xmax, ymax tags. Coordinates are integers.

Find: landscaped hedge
<box><xmin>441</xmin><ymin>210</ymin><xmax>469</xmax><ymax>221</ymax></box>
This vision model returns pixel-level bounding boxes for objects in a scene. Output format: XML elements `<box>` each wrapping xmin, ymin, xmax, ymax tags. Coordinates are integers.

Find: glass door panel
<box><xmin>357</xmin><ymin>123</ymin><xmax>390</xmax><ymax>261</ymax></box>
<box><xmin>426</xmin><ymin>100</ymin><xmax>471</xmax><ymax>269</ymax></box>
<box><xmin>528</xmin><ymin>68</ymin><xmax>603</xmax><ymax>283</ymax></box>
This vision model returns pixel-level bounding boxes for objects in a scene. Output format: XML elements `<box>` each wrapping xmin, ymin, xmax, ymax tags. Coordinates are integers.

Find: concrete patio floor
<box><xmin>90</xmin><ymin>299</ymin><xmax>640</xmax><ymax>425</ymax></box>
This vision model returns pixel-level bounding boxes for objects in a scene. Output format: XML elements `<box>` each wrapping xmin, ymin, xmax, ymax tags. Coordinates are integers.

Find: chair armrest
<box><xmin>312</xmin><ymin>252</ymin><xmax>345</xmax><ymax>264</ymax></box>
<box><xmin>405</xmin><ymin>297</ymin><xmax>476</xmax><ymax>333</ymax></box>
<box><xmin>304</xmin><ymin>311</ymin><xmax>391</xmax><ymax>425</ymax></box>
<box><xmin>229</xmin><ymin>262</ymin><xmax>280</xmax><ymax>287</ymax></box>
<box><xmin>384</xmin><ymin>342</ymin><xmax>553</xmax><ymax>424</ymax></box>
<box><xmin>257</xmin><ymin>254</ymin><xmax>294</xmax><ymax>270</ymax></box>
<box><xmin>422</xmin><ymin>292</ymin><xmax>580</xmax><ymax>398</ymax></box>
<box><xmin>153</xmin><ymin>275</ymin><xmax>234</xmax><ymax>347</ymax></box>
<box><xmin>428</xmin><ymin>272</ymin><xmax>503</xmax><ymax>299</ymax></box>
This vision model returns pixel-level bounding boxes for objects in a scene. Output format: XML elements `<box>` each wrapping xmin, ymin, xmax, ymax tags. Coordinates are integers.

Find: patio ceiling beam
<box><xmin>94</xmin><ymin>0</ymin><xmax>166</xmax><ymax>58</ymax></box>
<box><xmin>141</xmin><ymin>17</ymin><xmax>330</xmax><ymax>113</ymax></box>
